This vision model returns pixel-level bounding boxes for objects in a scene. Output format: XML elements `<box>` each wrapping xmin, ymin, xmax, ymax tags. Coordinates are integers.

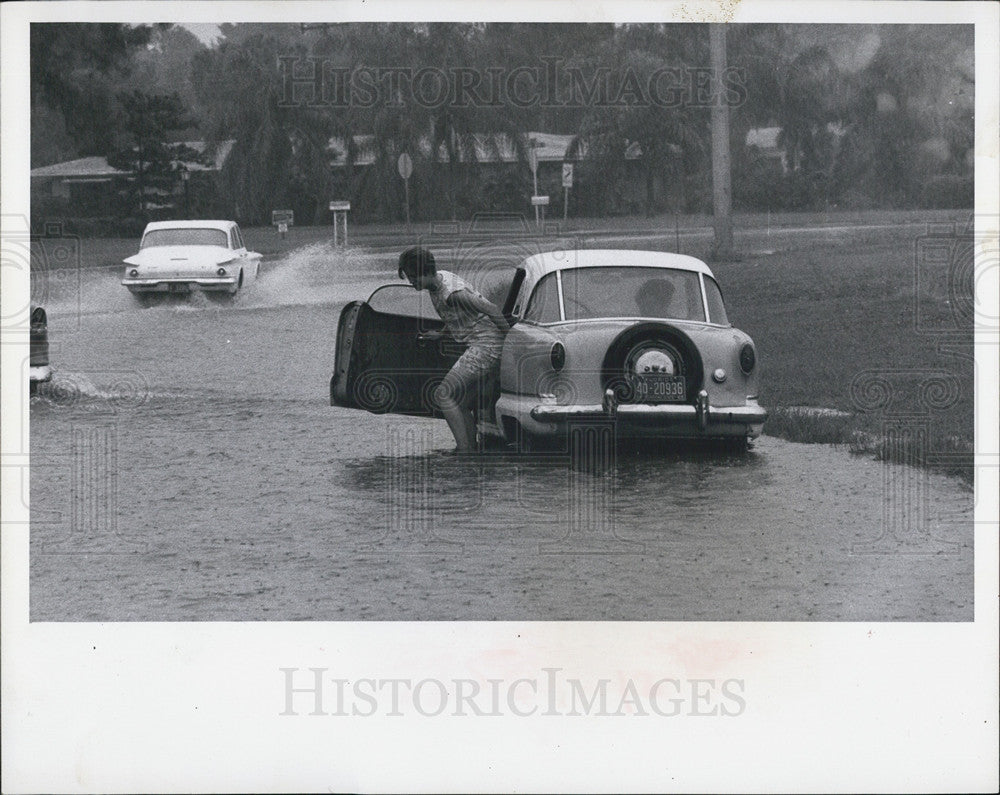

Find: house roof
<box><xmin>30</xmin><ymin>156</ymin><xmax>127</xmax><ymax>179</ymax></box>
<box><xmin>30</xmin><ymin>141</ymin><xmax>235</xmax><ymax>179</ymax></box>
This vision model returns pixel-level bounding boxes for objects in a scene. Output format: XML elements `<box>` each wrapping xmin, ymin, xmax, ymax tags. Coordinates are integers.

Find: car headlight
<box><xmin>739</xmin><ymin>344</ymin><xmax>756</xmax><ymax>374</ymax></box>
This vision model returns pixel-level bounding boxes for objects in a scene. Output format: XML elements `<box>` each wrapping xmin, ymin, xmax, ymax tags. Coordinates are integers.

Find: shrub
<box><xmin>919</xmin><ymin>174</ymin><xmax>973</xmax><ymax>209</ymax></box>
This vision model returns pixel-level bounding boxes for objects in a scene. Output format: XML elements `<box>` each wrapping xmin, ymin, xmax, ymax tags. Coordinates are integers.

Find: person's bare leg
<box><xmin>440</xmin><ymin>402</ymin><xmax>475</xmax><ymax>450</ymax></box>
<box><xmin>437</xmin><ymin>373</ymin><xmax>475</xmax><ymax>451</ymax></box>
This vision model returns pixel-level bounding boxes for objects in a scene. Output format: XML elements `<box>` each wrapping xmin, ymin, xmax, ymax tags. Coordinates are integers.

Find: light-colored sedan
<box><xmin>122</xmin><ymin>220</ymin><xmax>261</xmax><ymax>302</ymax></box>
<box><xmin>331</xmin><ymin>249</ymin><xmax>767</xmax><ymax>450</ymax></box>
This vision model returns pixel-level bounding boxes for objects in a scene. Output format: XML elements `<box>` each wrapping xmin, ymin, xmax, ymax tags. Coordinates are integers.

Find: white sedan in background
<box><xmin>122</xmin><ymin>220</ymin><xmax>261</xmax><ymax>303</ymax></box>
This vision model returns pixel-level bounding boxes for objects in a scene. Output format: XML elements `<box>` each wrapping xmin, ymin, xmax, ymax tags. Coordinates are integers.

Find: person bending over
<box><xmin>398</xmin><ymin>246</ymin><xmax>511</xmax><ymax>452</ymax></box>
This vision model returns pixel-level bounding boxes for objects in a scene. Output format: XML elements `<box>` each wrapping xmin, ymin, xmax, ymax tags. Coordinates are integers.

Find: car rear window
<box><xmin>558</xmin><ymin>266</ymin><xmax>706</xmax><ymax>322</ymax></box>
<box><xmin>141</xmin><ymin>229</ymin><xmax>229</xmax><ymax>248</ymax></box>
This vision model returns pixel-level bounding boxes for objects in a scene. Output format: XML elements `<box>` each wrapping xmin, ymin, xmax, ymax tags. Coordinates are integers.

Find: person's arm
<box><xmin>448</xmin><ymin>290</ymin><xmax>511</xmax><ymax>333</ymax></box>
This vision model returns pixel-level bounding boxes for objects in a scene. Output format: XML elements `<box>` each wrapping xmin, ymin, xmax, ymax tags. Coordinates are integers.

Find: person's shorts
<box><xmin>440</xmin><ymin>344</ymin><xmax>501</xmax><ymax>405</ymax></box>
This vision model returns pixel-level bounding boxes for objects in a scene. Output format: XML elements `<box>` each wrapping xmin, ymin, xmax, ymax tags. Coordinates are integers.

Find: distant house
<box><xmin>745</xmin><ymin>126</ymin><xmax>788</xmax><ymax>173</ymax></box>
<box><xmin>329</xmin><ymin>131</ymin><xmax>683</xmax><ymax>218</ymax></box>
<box><xmin>326</xmin><ymin>131</ymin><xmax>647</xmax><ymax>169</ymax></box>
<box><xmin>31</xmin><ymin>141</ymin><xmax>235</xmax><ymax>217</ymax></box>
<box><xmin>746</xmin><ymin>123</ymin><xmax>849</xmax><ymax>175</ymax></box>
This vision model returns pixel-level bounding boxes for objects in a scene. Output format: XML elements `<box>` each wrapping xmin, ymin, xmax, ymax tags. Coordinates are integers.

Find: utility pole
<box><xmin>710</xmin><ymin>24</ymin><xmax>735</xmax><ymax>261</ymax></box>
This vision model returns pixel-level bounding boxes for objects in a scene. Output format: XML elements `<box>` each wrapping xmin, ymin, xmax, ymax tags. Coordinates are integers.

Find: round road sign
<box><xmin>397</xmin><ymin>152</ymin><xmax>413</xmax><ymax>180</ymax></box>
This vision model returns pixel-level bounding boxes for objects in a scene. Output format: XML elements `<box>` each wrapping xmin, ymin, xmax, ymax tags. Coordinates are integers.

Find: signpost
<box><xmin>329</xmin><ymin>201</ymin><xmax>351</xmax><ymax>247</ymax></box>
<box><xmin>531</xmin><ymin>194</ymin><xmax>549</xmax><ymax>229</ymax></box>
<box><xmin>271</xmin><ymin>209</ymin><xmax>294</xmax><ymax>238</ymax></box>
<box><xmin>397</xmin><ymin>152</ymin><xmax>413</xmax><ymax>229</ymax></box>
<box><xmin>527</xmin><ymin>145</ymin><xmax>540</xmax><ymax>229</ymax></box>
<box><xmin>561</xmin><ymin>162</ymin><xmax>574</xmax><ymax>223</ymax></box>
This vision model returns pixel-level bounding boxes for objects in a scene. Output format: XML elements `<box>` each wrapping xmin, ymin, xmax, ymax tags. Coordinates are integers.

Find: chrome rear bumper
<box><xmin>526</xmin><ymin>389</ymin><xmax>768</xmax><ymax>429</ymax></box>
<box><xmin>122</xmin><ymin>277</ymin><xmax>236</xmax><ymax>292</ymax></box>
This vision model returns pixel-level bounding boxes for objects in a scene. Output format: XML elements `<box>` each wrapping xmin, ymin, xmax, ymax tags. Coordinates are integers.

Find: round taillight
<box><xmin>550</xmin><ymin>342</ymin><xmax>566</xmax><ymax>371</ymax></box>
<box><xmin>217</xmin><ymin>267</ymin><xmax>227</xmax><ymax>276</ymax></box>
<box><xmin>129</xmin><ymin>268</ymin><xmax>139</xmax><ymax>277</ymax></box>
<box><xmin>739</xmin><ymin>344</ymin><xmax>756</xmax><ymax>375</ymax></box>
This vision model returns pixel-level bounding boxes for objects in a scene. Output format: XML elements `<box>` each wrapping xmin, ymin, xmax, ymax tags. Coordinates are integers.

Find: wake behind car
<box><xmin>122</xmin><ymin>220</ymin><xmax>261</xmax><ymax>302</ymax></box>
<box><xmin>330</xmin><ymin>249</ymin><xmax>767</xmax><ymax>449</ymax></box>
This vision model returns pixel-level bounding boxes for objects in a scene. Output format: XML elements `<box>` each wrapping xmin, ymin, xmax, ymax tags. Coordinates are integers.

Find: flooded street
<box><xmin>29</xmin><ymin>245</ymin><xmax>973</xmax><ymax>621</ymax></box>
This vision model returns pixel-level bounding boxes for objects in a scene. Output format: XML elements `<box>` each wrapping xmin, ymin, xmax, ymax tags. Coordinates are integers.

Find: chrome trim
<box><xmin>122</xmin><ymin>277</ymin><xmax>237</xmax><ymax>287</ymax></box>
<box><xmin>602</xmin><ymin>387</ymin><xmax>617</xmax><ymax>417</ymax></box>
<box><xmin>531</xmin><ymin>317</ymin><xmax>732</xmax><ymax>330</ymax></box>
<box><xmin>695</xmin><ymin>389</ymin><xmax>709</xmax><ymax>430</ymax></box>
<box><xmin>530</xmin><ymin>400</ymin><xmax>768</xmax><ymax>424</ymax></box>
<box><xmin>555</xmin><ymin>269</ymin><xmax>566</xmax><ymax>322</ymax></box>
<box><xmin>698</xmin><ymin>272</ymin><xmax>711</xmax><ymax>324</ymax></box>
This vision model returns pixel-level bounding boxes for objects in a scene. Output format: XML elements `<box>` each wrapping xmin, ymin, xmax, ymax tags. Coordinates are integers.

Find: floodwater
<box><xmin>29</xmin><ymin>243</ymin><xmax>973</xmax><ymax>621</ymax></box>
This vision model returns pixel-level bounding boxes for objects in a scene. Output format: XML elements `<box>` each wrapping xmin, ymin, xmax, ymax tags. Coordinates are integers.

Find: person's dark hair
<box><xmin>636</xmin><ymin>278</ymin><xmax>675</xmax><ymax>315</ymax></box>
<box><xmin>398</xmin><ymin>247</ymin><xmax>436</xmax><ymax>281</ymax></box>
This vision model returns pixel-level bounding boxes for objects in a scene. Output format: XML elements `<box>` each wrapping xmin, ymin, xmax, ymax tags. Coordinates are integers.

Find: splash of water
<box><xmin>243</xmin><ymin>243</ymin><xmax>390</xmax><ymax>309</ymax></box>
<box><xmin>38</xmin><ymin>243</ymin><xmax>393</xmax><ymax>319</ymax></box>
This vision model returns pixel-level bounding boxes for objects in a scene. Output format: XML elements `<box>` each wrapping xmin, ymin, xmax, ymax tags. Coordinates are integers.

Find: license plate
<box><xmin>168</xmin><ymin>283</ymin><xmax>189</xmax><ymax>293</ymax></box>
<box><xmin>633</xmin><ymin>375</ymin><xmax>686</xmax><ymax>402</ymax></box>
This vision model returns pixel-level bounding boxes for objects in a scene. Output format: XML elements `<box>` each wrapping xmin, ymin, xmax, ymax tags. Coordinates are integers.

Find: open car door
<box><xmin>330</xmin><ymin>269</ymin><xmax>525</xmax><ymax>422</ymax></box>
<box><xmin>330</xmin><ymin>285</ymin><xmax>462</xmax><ymax>416</ymax></box>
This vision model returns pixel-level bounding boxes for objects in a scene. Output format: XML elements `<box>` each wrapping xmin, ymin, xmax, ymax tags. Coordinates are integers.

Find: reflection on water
<box><xmin>341</xmin><ymin>437</ymin><xmax>770</xmax><ymax>556</ymax></box>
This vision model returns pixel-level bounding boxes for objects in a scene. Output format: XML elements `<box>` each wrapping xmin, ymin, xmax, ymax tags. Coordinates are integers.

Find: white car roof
<box><xmin>519</xmin><ymin>249</ymin><xmax>715</xmax><ymax>286</ymax></box>
<box><xmin>142</xmin><ymin>220</ymin><xmax>237</xmax><ymax>233</ymax></box>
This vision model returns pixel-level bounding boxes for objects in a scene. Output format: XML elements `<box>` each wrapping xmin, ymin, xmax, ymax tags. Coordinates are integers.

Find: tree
<box><xmin>106</xmin><ymin>91</ymin><xmax>210</xmax><ymax>219</ymax></box>
<box><xmin>30</xmin><ymin>23</ymin><xmax>159</xmax><ymax>164</ymax></box>
<box><xmin>570</xmin><ymin>25</ymin><xmax>708</xmax><ymax>217</ymax></box>
<box><xmin>191</xmin><ymin>24</ymin><xmax>388</xmax><ymax>224</ymax></box>
<box><xmin>779</xmin><ymin>45</ymin><xmax>843</xmax><ymax>178</ymax></box>
<box><xmin>124</xmin><ymin>25</ymin><xmax>209</xmax><ymax>118</ymax></box>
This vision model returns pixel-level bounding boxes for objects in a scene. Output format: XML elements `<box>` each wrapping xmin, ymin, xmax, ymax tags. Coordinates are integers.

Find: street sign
<box><xmin>562</xmin><ymin>163</ymin><xmax>574</xmax><ymax>188</ymax></box>
<box><xmin>398</xmin><ymin>153</ymin><xmax>413</xmax><ymax>227</ymax></box>
<box><xmin>531</xmin><ymin>195</ymin><xmax>550</xmax><ymax>206</ymax></box>
<box><xmin>271</xmin><ymin>209</ymin><xmax>294</xmax><ymax>226</ymax></box>
<box><xmin>397</xmin><ymin>152</ymin><xmax>413</xmax><ymax>180</ymax></box>
<box><xmin>329</xmin><ymin>201</ymin><xmax>351</xmax><ymax>247</ymax></box>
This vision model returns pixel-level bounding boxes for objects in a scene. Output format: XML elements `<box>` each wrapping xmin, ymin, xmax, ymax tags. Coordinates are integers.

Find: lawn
<box><xmin>710</xmin><ymin>229</ymin><xmax>974</xmax><ymax>483</ymax></box>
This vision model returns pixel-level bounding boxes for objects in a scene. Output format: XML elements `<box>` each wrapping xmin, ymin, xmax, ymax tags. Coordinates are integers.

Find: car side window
<box><xmin>522</xmin><ymin>273</ymin><xmax>561</xmax><ymax>323</ymax></box>
<box><xmin>703</xmin><ymin>276</ymin><xmax>729</xmax><ymax>325</ymax></box>
<box><xmin>236</xmin><ymin>226</ymin><xmax>245</xmax><ymax>249</ymax></box>
<box><xmin>367</xmin><ymin>284</ymin><xmax>442</xmax><ymax>320</ymax></box>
